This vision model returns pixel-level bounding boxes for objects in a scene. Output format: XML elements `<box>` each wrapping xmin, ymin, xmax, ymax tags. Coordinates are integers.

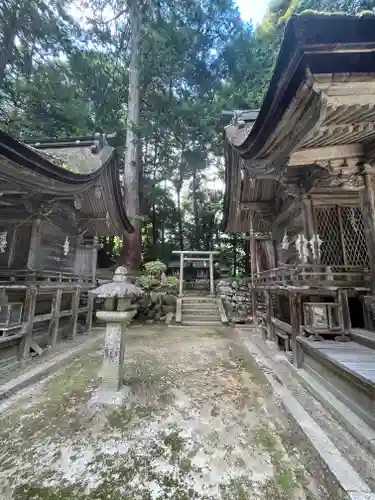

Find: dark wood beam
<box><xmin>240</xmin><ymin>201</ymin><xmax>275</xmax><ymax>213</ymax></box>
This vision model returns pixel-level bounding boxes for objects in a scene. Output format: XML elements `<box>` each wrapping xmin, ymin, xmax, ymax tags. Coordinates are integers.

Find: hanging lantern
<box><xmin>63</xmin><ymin>236</ymin><xmax>70</xmax><ymax>256</ymax></box>
<box><xmin>281</xmin><ymin>232</ymin><xmax>289</xmax><ymax>251</ymax></box>
<box><xmin>0</xmin><ymin>231</ymin><xmax>7</xmax><ymax>254</ymax></box>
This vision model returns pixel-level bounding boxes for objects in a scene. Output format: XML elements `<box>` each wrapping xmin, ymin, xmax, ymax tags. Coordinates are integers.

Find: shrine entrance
<box><xmin>172</xmin><ymin>250</ymin><xmax>219</xmax><ymax>297</ymax></box>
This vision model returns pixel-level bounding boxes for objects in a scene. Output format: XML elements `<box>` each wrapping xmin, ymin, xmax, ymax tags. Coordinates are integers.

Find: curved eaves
<box><xmin>230</xmin><ymin>14</ymin><xmax>375</xmax><ymax>159</ymax></box>
<box><xmin>0</xmin><ymin>130</ymin><xmax>103</xmax><ymax>184</ymax></box>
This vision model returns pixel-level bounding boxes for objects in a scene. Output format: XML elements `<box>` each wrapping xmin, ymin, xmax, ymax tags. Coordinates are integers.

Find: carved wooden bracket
<box><xmin>312</xmin><ymin>157</ymin><xmax>364</xmax><ymax>190</ymax></box>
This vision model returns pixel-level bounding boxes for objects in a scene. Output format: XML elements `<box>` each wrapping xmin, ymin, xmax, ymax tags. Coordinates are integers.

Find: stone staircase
<box><xmin>179</xmin><ymin>295</ymin><xmax>223</xmax><ymax>327</ymax></box>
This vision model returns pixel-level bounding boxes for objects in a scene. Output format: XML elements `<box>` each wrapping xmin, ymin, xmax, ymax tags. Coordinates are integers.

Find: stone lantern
<box><xmin>91</xmin><ymin>266</ymin><xmax>143</xmax><ymax>400</ymax></box>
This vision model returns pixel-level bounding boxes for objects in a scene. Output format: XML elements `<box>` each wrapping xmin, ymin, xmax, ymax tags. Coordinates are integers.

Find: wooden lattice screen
<box><xmin>10</xmin><ymin>225</ymin><xmax>32</xmax><ymax>269</ymax></box>
<box><xmin>315</xmin><ymin>206</ymin><xmax>369</xmax><ymax>267</ymax></box>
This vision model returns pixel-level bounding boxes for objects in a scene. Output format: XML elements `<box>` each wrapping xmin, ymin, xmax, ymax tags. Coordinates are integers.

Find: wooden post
<box><xmin>302</xmin><ymin>195</ymin><xmax>316</xmax><ymax>262</ymax></box>
<box><xmin>361</xmin><ymin>168</ymin><xmax>375</xmax><ymax>291</ymax></box>
<box><xmin>209</xmin><ymin>253</ymin><xmax>214</xmax><ymax>296</ymax></box>
<box><xmin>251</xmin><ymin>288</ymin><xmax>257</xmax><ymax>325</ymax></box>
<box><xmin>289</xmin><ymin>293</ymin><xmax>301</xmax><ymax>365</ymax></box>
<box><xmin>51</xmin><ymin>288</ymin><xmax>62</xmax><ymax>347</ymax></box>
<box><xmin>70</xmin><ymin>286</ymin><xmax>81</xmax><ymax>340</ymax></box>
<box><xmin>338</xmin><ymin>289</ymin><xmax>351</xmax><ymax>331</ymax></box>
<box><xmin>19</xmin><ymin>286</ymin><xmax>37</xmax><ymax>361</ymax></box>
<box><xmin>363</xmin><ymin>297</ymin><xmax>374</xmax><ymax>331</ymax></box>
<box><xmin>179</xmin><ymin>252</ymin><xmax>184</xmax><ymax>297</ymax></box>
<box><xmin>265</xmin><ymin>290</ymin><xmax>274</xmax><ymax>340</ymax></box>
<box><xmin>91</xmin><ymin>237</ymin><xmax>98</xmax><ymax>284</ymax></box>
<box><xmin>85</xmin><ymin>292</ymin><xmax>94</xmax><ymax>332</ymax></box>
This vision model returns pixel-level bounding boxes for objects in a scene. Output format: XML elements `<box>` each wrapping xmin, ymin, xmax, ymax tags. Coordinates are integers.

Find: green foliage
<box><xmin>1</xmin><ymin>0</ymin><xmax>372</xmax><ymax>276</ymax></box>
<box><xmin>163</xmin><ymin>276</ymin><xmax>180</xmax><ymax>294</ymax></box>
<box><xmin>137</xmin><ymin>275</ymin><xmax>156</xmax><ymax>291</ymax></box>
<box><xmin>144</xmin><ymin>260</ymin><xmax>167</xmax><ymax>277</ymax></box>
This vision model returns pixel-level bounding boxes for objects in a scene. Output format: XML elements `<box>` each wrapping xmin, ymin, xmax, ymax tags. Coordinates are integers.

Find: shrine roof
<box><xmin>225</xmin><ymin>13</ymin><xmax>375</xmax><ymax>159</ymax></box>
<box><xmin>24</xmin><ymin>134</ymin><xmax>114</xmax><ymax>174</ymax></box>
<box><xmin>0</xmin><ymin>130</ymin><xmax>134</xmax><ymax>235</ymax></box>
<box><xmin>223</xmin><ymin>13</ymin><xmax>375</xmax><ymax>233</ymax></box>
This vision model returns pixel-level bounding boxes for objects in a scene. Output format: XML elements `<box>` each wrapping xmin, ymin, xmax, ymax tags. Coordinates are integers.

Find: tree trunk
<box><xmin>0</xmin><ymin>21</ymin><xmax>16</xmax><ymax>89</ymax></box>
<box><xmin>121</xmin><ymin>0</ymin><xmax>141</xmax><ymax>271</ymax></box>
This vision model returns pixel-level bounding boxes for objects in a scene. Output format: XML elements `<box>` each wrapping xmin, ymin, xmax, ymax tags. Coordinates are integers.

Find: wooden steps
<box><xmin>297</xmin><ymin>337</ymin><xmax>375</xmax><ymax>430</ymax></box>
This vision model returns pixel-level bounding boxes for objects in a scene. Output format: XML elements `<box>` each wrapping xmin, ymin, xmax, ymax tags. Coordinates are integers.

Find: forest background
<box><xmin>1</xmin><ymin>0</ymin><xmax>374</xmax><ymax>274</ymax></box>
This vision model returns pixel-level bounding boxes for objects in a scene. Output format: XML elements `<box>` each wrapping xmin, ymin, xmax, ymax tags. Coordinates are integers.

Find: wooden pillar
<box><xmin>265</xmin><ymin>289</ymin><xmax>274</xmax><ymax>340</ymax></box>
<box><xmin>209</xmin><ymin>253</ymin><xmax>214</xmax><ymax>296</ymax></box>
<box><xmin>85</xmin><ymin>292</ymin><xmax>94</xmax><ymax>332</ymax></box>
<box><xmin>51</xmin><ymin>288</ymin><xmax>62</xmax><ymax>347</ymax></box>
<box><xmin>179</xmin><ymin>253</ymin><xmax>184</xmax><ymax>297</ymax></box>
<box><xmin>360</xmin><ymin>167</ymin><xmax>375</xmax><ymax>291</ymax></box>
<box><xmin>363</xmin><ymin>296</ymin><xmax>374</xmax><ymax>331</ymax></box>
<box><xmin>70</xmin><ymin>286</ymin><xmax>81</xmax><ymax>340</ymax></box>
<box><xmin>19</xmin><ymin>286</ymin><xmax>37</xmax><ymax>361</ymax></box>
<box><xmin>289</xmin><ymin>293</ymin><xmax>301</xmax><ymax>365</ymax></box>
<box><xmin>338</xmin><ymin>289</ymin><xmax>351</xmax><ymax>331</ymax></box>
<box><xmin>302</xmin><ymin>195</ymin><xmax>317</xmax><ymax>262</ymax></box>
<box><xmin>91</xmin><ymin>237</ymin><xmax>98</xmax><ymax>284</ymax></box>
<box><xmin>251</xmin><ymin>288</ymin><xmax>257</xmax><ymax>325</ymax></box>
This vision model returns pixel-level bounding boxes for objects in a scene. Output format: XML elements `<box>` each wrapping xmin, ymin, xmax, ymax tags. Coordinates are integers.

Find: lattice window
<box><xmin>315</xmin><ymin>207</ymin><xmax>344</xmax><ymax>266</ymax></box>
<box><xmin>35</xmin><ymin>222</ymin><xmax>76</xmax><ymax>273</ymax></box>
<box><xmin>315</xmin><ymin>206</ymin><xmax>369</xmax><ymax>267</ymax></box>
<box><xmin>10</xmin><ymin>225</ymin><xmax>32</xmax><ymax>269</ymax></box>
<box><xmin>341</xmin><ymin>207</ymin><xmax>369</xmax><ymax>267</ymax></box>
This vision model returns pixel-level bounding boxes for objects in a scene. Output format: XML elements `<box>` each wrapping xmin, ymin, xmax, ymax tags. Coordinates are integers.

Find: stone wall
<box><xmin>216</xmin><ymin>279</ymin><xmax>252</xmax><ymax>324</ymax></box>
<box><xmin>135</xmin><ymin>291</ymin><xmax>176</xmax><ymax>325</ymax></box>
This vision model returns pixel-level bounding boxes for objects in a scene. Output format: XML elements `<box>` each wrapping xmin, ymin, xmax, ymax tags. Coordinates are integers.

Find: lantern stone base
<box><xmin>96</xmin><ymin>309</ymin><xmax>137</xmax><ymax>398</ymax></box>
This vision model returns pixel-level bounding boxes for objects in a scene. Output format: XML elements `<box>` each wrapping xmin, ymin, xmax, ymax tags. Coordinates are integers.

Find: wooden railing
<box><xmin>254</xmin><ymin>264</ymin><xmax>369</xmax><ymax>288</ymax></box>
<box><xmin>0</xmin><ymin>268</ymin><xmax>93</xmax><ymax>284</ymax></box>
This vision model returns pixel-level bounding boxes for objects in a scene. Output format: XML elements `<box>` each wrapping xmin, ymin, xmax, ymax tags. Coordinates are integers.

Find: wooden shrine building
<box><xmin>223</xmin><ymin>13</ymin><xmax>375</xmax><ymax>432</ymax></box>
<box><xmin>224</xmin><ymin>13</ymin><xmax>375</xmax><ymax>392</ymax></box>
<box><xmin>0</xmin><ymin>130</ymin><xmax>134</xmax><ymax>372</ymax></box>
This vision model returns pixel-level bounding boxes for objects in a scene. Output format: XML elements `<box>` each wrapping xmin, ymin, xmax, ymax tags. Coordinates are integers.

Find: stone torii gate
<box><xmin>172</xmin><ymin>250</ymin><xmax>219</xmax><ymax>297</ymax></box>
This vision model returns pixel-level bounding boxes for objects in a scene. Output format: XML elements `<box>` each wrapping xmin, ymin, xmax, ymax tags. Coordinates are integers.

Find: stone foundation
<box><xmin>216</xmin><ymin>279</ymin><xmax>252</xmax><ymax>323</ymax></box>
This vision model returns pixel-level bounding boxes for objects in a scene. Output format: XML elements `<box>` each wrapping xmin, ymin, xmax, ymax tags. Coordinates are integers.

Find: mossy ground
<box><xmin>0</xmin><ymin>327</ymin><xmax>334</xmax><ymax>499</ymax></box>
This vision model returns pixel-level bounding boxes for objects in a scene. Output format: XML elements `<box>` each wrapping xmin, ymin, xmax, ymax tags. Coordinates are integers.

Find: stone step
<box><xmin>182</xmin><ymin>305</ymin><xmax>218</xmax><ymax>312</ymax></box>
<box><xmin>181</xmin><ymin>320</ymin><xmax>222</xmax><ymax>327</ymax></box>
<box><xmin>182</xmin><ymin>297</ymin><xmax>216</xmax><ymax>302</ymax></box>
<box><xmin>183</xmin><ymin>314</ymin><xmax>220</xmax><ymax>321</ymax></box>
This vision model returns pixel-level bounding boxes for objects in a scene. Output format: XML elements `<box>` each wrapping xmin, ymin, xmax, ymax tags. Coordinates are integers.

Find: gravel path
<box><xmin>0</xmin><ymin>326</ymin><xmax>338</xmax><ymax>499</ymax></box>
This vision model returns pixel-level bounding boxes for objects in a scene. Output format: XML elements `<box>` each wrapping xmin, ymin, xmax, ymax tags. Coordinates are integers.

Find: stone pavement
<box><xmin>0</xmin><ymin>326</ymin><xmax>344</xmax><ymax>499</ymax></box>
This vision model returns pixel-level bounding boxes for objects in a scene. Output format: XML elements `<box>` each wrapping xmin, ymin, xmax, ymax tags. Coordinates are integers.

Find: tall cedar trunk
<box><xmin>232</xmin><ymin>235</ymin><xmax>237</xmax><ymax>276</ymax></box>
<box><xmin>121</xmin><ymin>0</ymin><xmax>141</xmax><ymax>271</ymax></box>
<box><xmin>177</xmin><ymin>188</ymin><xmax>183</xmax><ymax>251</ymax></box>
<box><xmin>0</xmin><ymin>20</ymin><xmax>16</xmax><ymax>88</ymax></box>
